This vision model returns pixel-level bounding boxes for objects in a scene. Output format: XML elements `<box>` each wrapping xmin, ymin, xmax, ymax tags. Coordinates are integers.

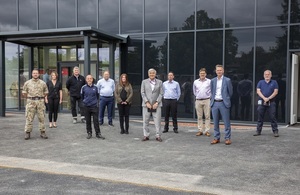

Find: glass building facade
<box><xmin>1</xmin><ymin>0</ymin><xmax>300</xmax><ymax>124</ymax></box>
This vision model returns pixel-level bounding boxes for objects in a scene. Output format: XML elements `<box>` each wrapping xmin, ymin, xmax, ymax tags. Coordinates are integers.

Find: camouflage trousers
<box><xmin>24</xmin><ymin>100</ymin><xmax>46</xmax><ymax>132</ymax></box>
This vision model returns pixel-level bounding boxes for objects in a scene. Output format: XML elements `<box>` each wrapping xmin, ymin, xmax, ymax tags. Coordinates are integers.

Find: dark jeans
<box><xmin>99</xmin><ymin>96</ymin><xmax>114</xmax><ymax>124</ymax></box>
<box><xmin>240</xmin><ymin>96</ymin><xmax>251</xmax><ymax>120</ymax></box>
<box><xmin>70</xmin><ymin>96</ymin><xmax>84</xmax><ymax>118</ymax></box>
<box><xmin>163</xmin><ymin>99</ymin><xmax>178</xmax><ymax>130</ymax></box>
<box><xmin>257</xmin><ymin>101</ymin><xmax>278</xmax><ymax>133</ymax></box>
<box><xmin>85</xmin><ymin>106</ymin><xmax>100</xmax><ymax>135</ymax></box>
<box><xmin>117</xmin><ymin>103</ymin><xmax>131</xmax><ymax>132</ymax></box>
<box><xmin>48</xmin><ymin>97</ymin><xmax>59</xmax><ymax>122</ymax></box>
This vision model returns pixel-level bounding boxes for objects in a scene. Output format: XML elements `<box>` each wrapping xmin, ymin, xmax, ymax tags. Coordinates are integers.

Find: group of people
<box><xmin>22</xmin><ymin>65</ymin><xmax>280</xmax><ymax>144</ymax></box>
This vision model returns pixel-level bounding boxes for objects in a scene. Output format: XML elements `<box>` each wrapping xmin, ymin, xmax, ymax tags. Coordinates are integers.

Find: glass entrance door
<box><xmin>58</xmin><ymin>62</ymin><xmax>81</xmax><ymax>111</ymax></box>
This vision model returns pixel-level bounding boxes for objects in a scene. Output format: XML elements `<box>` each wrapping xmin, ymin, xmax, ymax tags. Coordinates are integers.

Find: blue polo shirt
<box><xmin>81</xmin><ymin>84</ymin><xmax>99</xmax><ymax>107</ymax></box>
<box><xmin>257</xmin><ymin>79</ymin><xmax>278</xmax><ymax>100</ymax></box>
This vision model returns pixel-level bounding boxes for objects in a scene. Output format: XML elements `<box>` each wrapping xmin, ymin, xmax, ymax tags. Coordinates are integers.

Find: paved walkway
<box><xmin>0</xmin><ymin>112</ymin><xmax>299</xmax><ymax>195</ymax></box>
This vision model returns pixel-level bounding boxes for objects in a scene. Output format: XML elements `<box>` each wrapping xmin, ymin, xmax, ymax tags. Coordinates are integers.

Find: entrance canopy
<box><xmin>0</xmin><ymin>27</ymin><xmax>127</xmax><ymax>117</ymax></box>
<box><xmin>0</xmin><ymin>26</ymin><xmax>127</xmax><ymax>46</ymax></box>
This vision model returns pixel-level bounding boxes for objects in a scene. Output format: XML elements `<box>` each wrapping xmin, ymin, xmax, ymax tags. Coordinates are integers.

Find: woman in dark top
<box><xmin>47</xmin><ymin>71</ymin><xmax>62</xmax><ymax>128</ymax></box>
<box><xmin>115</xmin><ymin>74</ymin><xmax>133</xmax><ymax>134</ymax></box>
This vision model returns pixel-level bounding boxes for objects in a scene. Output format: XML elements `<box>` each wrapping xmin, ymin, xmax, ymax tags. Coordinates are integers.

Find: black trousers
<box><xmin>163</xmin><ymin>99</ymin><xmax>178</xmax><ymax>130</ymax></box>
<box><xmin>85</xmin><ymin>106</ymin><xmax>100</xmax><ymax>135</ymax></box>
<box><xmin>70</xmin><ymin>96</ymin><xmax>85</xmax><ymax>118</ymax></box>
<box><xmin>240</xmin><ymin>96</ymin><xmax>251</xmax><ymax>120</ymax></box>
<box><xmin>117</xmin><ymin>104</ymin><xmax>131</xmax><ymax>132</ymax></box>
<box><xmin>48</xmin><ymin>97</ymin><xmax>59</xmax><ymax>122</ymax></box>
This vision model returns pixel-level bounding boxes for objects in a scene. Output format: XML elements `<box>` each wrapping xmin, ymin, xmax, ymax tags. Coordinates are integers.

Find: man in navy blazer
<box><xmin>210</xmin><ymin>64</ymin><xmax>233</xmax><ymax>145</ymax></box>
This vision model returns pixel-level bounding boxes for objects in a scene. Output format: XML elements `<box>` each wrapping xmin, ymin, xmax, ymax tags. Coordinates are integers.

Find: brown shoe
<box><xmin>142</xmin><ymin>136</ymin><xmax>149</xmax><ymax>141</ymax></box>
<box><xmin>204</xmin><ymin>132</ymin><xmax>211</xmax><ymax>137</ymax></box>
<box><xmin>196</xmin><ymin>131</ymin><xmax>203</xmax><ymax>136</ymax></box>
<box><xmin>210</xmin><ymin>139</ymin><xmax>220</xmax><ymax>144</ymax></box>
<box><xmin>156</xmin><ymin>137</ymin><xmax>162</xmax><ymax>142</ymax></box>
<box><xmin>25</xmin><ymin>132</ymin><xmax>30</xmax><ymax>140</ymax></box>
<box><xmin>40</xmin><ymin>132</ymin><xmax>48</xmax><ymax>139</ymax></box>
<box><xmin>225</xmin><ymin>139</ymin><xmax>232</xmax><ymax>145</ymax></box>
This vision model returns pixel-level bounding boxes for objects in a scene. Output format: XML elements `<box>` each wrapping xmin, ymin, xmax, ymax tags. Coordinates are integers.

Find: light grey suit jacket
<box><xmin>141</xmin><ymin>78</ymin><xmax>163</xmax><ymax>107</ymax></box>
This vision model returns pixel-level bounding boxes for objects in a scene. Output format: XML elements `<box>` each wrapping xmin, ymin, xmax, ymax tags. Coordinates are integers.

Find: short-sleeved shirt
<box><xmin>22</xmin><ymin>78</ymin><xmax>49</xmax><ymax>97</ymax></box>
<box><xmin>257</xmin><ymin>79</ymin><xmax>278</xmax><ymax>100</ymax></box>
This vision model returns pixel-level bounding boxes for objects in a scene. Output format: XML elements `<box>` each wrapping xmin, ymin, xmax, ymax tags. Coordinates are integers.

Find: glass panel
<box><xmin>291</xmin><ymin>0</ymin><xmax>300</xmax><ymax>23</ymax></box>
<box><xmin>196</xmin><ymin>31</ymin><xmax>223</xmax><ymax>78</ymax></box>
<box><xmin>78</xmin><ymin>0</ymin><xmax>97</xmax><ymax>27</ymax></box>
<box><xmin>98</xmin><ymin>43</ymin><xmax>109</xmax><ymax>79</ymax></box>
<box><xmin>0</xmin><ymin>0</ymin><xmax>17</xmax><ymax>31</ymax></box>
<box><xmin>144</xmin><ymin>34</ymin><xmax>167</xmax><ymax>81</ymax></box>
<box><xmin>99</xmin><ymin>0</ymin><xmax>119</xmax><ymax>34</ymax></box>
<box><xmin>169</xmin><ymin>32</ymin><xmax>194</xmax><ymax>118</ymax></box>
<box><xmin>39</xmin><ymin>0</ymin><xmax>56</xmax><ymax>29</ymax></box>
<box><xmin>58</xmin><ymin>0</ymin><xmax>76</xmax><ymax>28</ymax></box>
<box><xmin>19</xmin><ymin>0</ymin><xmax>37</xmax><ymax>30</ymax></box>
<box><xmin>170</xmin><ymin>0</ymin><xmax>195</xmax><ymax>31</ymax></box>
<box><xmin>20</xmin><ymin>46</ymin><xmax>30</xmax><ymax>109</ymax></box>
<box><xmin>257</xmin><ymin>0</ymin><xmax>287</xmax><ymax>25</ymax></box>
<box><xmin>145</xmin><ymin>0</ymin><xmax>168</xmax><ymax>32</ymax></box>
<box><xmin>6</xmin><ymin>43</ymin><xmax>19</xmax><ymax>109</ymax></box>
<box><xmin>225</xmin><ymin>0</ymin><xmax>254</xmax><ymax>27</ymax></box>
<box><xmin>38</xmin><ymin>46</ymin><xmax>57</xmax><ymax>82</ymax></box>
<box><xmin>121</xmin><ymin>0</ymin><xmax>142</xmax><ymax>34</ymax></box>
<box><xmin>127</xmin><ymin>35</ymin><xmax>142</xmax><ymax>115</ymax></box>
<box><xmin>256</xmin><ymin>27</ymin><xmax>287</xmax><ymax>122</ymax></box>
<box><xmin>77</xmin><ymin>44</ymin><xmax>98</xmax><ymax>61</ymax></box>
<box><xmin>197</xmin><ymin>0</ymin><xmax>224</xmax><ymax>29</ymax></box>
<box><xmin>289</xmin><ymin>25</ymin><xmax>300</xmax><ymax>49</ymax></box>
<box><xmin>114</xmin><ymin>44</ymin><xmax>120</xmax><ymax>82</ymax></box>
<box><xmin>58</xmin><ymin>46</ymin><xmax>77</xmax><ymax>61</ymax></box>
<box><xmin>225</xmin><ymin>29</ymin><xmax>254</xmax><ymax>121</ymax></box>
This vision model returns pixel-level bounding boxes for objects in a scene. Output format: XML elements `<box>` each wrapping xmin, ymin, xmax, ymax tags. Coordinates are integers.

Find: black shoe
<box><xmin>120</xmin><ymin>131</ymin><xmax>125</xmax><ymax>134</ymax></box>
<box><xmin>109</xmin><ymin>123</ymin><xmax>114</xmax><ymax>127</ymax></box>
<box><xmin>274</xmin><ymin>132</ymin><xmax>279</xmax><ymax>137</ymax></box>
<box><xmin>253</xmin><ymin>132</ymin><xmax>261</xmax><ymax>136</ymax></box>
<box><xmin>99</xmin><ymin>121</ymin><xmax>103</xmax><ymax>125</ymax></box>
<box><xmin>125</xmin><ymin>131</ymin><xmax>129</xmax><ymax>134</ymax></box>
<box><xmin>163</xmin><ymin>129</ymin><xmax>168</xmax><ymax>133</ymax></box>
<box><xmin>96</xmin><ymin>134</ymin><xmax>105</xmax><ymax>140</ymax></box>
<box><xmin>87</xmin><ymin>134</ymin><xmax>92</xmax><ymax>139</ymax></box>
<box><xmin>173</xmin><ymin>129</ymin><xmax>178</xmax><ymax>133</ymax></box>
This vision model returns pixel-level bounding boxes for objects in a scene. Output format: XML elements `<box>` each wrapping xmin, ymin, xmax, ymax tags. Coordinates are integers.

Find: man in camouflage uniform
<box><xmin>22</xmin><ymin>69</ymin><xmax>49</xmax><ymax>140</ymax></box>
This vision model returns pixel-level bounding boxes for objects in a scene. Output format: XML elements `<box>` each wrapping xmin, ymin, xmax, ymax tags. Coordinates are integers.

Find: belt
<box><xmin>196</xmin><ymin>98</ymin><xmax>210</xmax><ymax>100</ymax></box>
<box><xmin>27</xmin><ymin>97</ymin><xmax>44</xmax><ymax>100</ymax></box>
<box><xmin>164</xmin><ymin>99</ymin><xmax>177</xmax><ymax>100</ymax></box>
<box><xmin>214</xmin><ymin>99</ymin><xmax>223</xmax><ymax>102</ymax></box>
<box><xmin>101</xmin><ymin>96</ymin><xmax>113</xmax><ymax>98</ymax></box>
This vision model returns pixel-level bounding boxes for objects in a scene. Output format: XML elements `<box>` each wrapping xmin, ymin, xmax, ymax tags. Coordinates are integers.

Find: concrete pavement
<box><xmin>0</xmin><ymin>112</ymin><xmax>299</xmax><ymax>195</ymax></box>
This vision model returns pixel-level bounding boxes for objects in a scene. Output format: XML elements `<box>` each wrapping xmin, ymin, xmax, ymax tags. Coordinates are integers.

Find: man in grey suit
<box><xmin>210</xmin><ymin>64</ymin><xmax>233</xmax><ymax>145</ymax></box>
<box><xmin>141</xmin><ymin>68</ymin><xmax>163</xmax><ymax>142</ymax></box>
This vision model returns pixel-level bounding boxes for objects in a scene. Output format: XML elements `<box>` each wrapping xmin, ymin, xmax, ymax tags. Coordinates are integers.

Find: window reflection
<box><xmin>257</xmin><ymin>0</ymin><xmax>287</xmax><ymax>25</ymax></box>
<box><xmin>145</xmin><ymin>0</ymin><xmax>168</xmax><ymax>32</ymax></box>
<box><xmin>78</xmin><ymin>0</ymin><xmax>97</xmax><ymax>27</ymax></box>
<box><xmin>170</xmin><ymin>0</ymin><xmax>195</xmax><ymax>31</ymax></box>
<box><xmin>58</xmin><ymin>46</ymin><xmax>77</xmax><ymax>61</ymax></box>
<box><xmin>39</xmin><ymin>0</ymin><xmax>56</xmax><ymax>29</ymax></box>
<box><xmin>58</xmin><ymin>0</ymin><xmax>76</xmax><ymax>28</ymax></box>
<box><xmin>197</xmin><ymin>0</ymin><xmax>224</xmax><ymax>29</ymax></box>
<box><xmin>0</xmin><ymin>0</ymin><xmax>17</xmax><ymax>31</ymax></box>
<box><xmin>121</xmin><ymin>0</ymin><xmax>142</xmax><ymax>34</ymax></box>
<box><xmin>144</xmin><ymin>34</ymin><xmax>167</xmax><ymax>80</ymax></box>
<box><xmin>225</xmin><ymin>29</ymin><xmax>254</xmax><ymax>121</ymax></box>
<box><xmin>196</xmin><ymin>31</ymin><xmax>223</xmax><ymax>78</ymax></box>
<box><xmin>225</xmin><ymin>0</ymin><xmax>254</xmax><ymax>27</ymax></box>
<box><xmin>19</xmin><ymin>0</ymin><xmax>37</xmax><ymax>30</ymax></box>
<box><xmin>291</xmin><ymin>0</ymin><xmax>300</xmax><ymax>23</ymax></box>
<box><xmin>255</xmin><ymin>27</ymin><xmax>287</xmax><ymax>122</ymax></box>
<box><xmin>289</xmin><ymin>25</ymin><xmax>300</xmax><ymax>49</ymax></box>
<box><xmin>127</xmin><ymin>35</ymin><xmax>143</xmax><ymax>115</ymax></box>
<box><xmin>99</xmin><ymin>0</ymin><xmax>119</xmax><ymax>34</ymax></box>
<box><xmin>169</xmin><ymin>32</ymin><xmax>194</xmax><ymax>117</ymax></box>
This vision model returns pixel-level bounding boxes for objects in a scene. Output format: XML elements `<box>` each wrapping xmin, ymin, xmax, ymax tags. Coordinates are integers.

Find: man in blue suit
<box><xmin>210</xmin><ymin>64</ymin><xmax>233</xmax><ymax>145</ymax></box>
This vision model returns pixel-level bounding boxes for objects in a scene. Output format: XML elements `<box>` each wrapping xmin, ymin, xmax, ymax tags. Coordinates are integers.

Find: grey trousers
<box><xmin>142</xmin><ymin>106</ymin><xmax>162</xmax><ymax>138</ymax></box>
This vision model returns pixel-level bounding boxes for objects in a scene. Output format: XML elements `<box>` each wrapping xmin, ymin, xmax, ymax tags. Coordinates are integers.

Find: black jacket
<box><xmin>66</xmin><ymin>75</ymin><xmax>86</xmax><ymax>98</ymax></box>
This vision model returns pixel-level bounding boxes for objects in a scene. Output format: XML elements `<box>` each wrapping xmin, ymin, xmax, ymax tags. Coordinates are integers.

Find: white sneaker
<box><xmin>73</xmin><ymin>118</ymin><xmax>77</xmax><ymax>124</ymax></box>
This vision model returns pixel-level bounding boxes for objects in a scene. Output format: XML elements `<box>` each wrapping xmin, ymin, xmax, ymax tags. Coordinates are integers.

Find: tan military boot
<box><xmin>25</xmin><ymin>132</ymin><xmax>30</xmax><ymax>140</ymax></box>
<box><xmin>40</xmin><ymin>132</ymin><xmax>48</xmax><ymax>139</ymax></box>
